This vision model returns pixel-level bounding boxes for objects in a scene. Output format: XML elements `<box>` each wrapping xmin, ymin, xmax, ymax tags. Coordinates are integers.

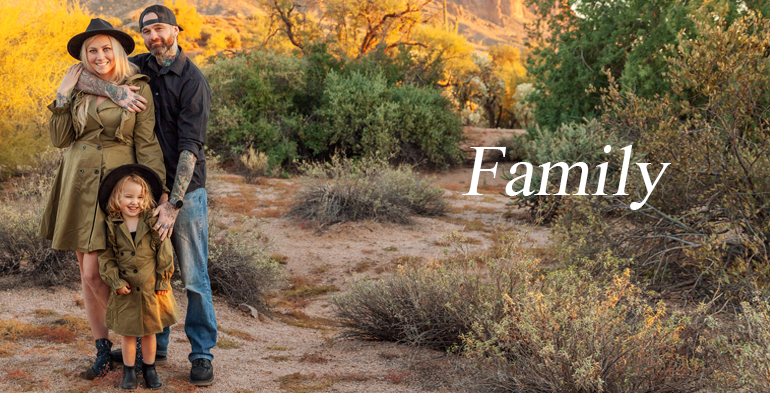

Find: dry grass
<box><xmin>216</xmin><ymin>337</ymin><xmax>243</xmax><ymax>349</ymax></box>
<box><xmin>219</xmin><ymin>327</ymin><xmax>255</xmax><ymax>342</ymax></box>
<box><xmin>270</xmin><ymin>254</ymin><xmax>289</xmax><ymax>265</ymax></box>
<box><xmin>275</xmin><ymin>310</ymin><xmax>337</xmax><ymax>330</ymax></box>
<box><xmin>266</xmin><ymin>345</ymin><xmax>291</xmax><ymax>351</ymax></box>
<box><xmin>299</xmin><ymin>352</ymin><xmax>329</xmax><ymax>364</ymax></box>
<box><xmin>277</xmin><ymin>372</ymin><xmax>334</xmax><ymax>393</ymax></box>
<box><xmin>32</xmin><ymin>309</ymin><xmax>57</xmax><ymax>318</ymax></box>
<box><xmin>0</xmin><ymin>319</ymin><xmax>86</xmax><ymax>344</ymax></box>
<box><xmin>264</xmin><ymin>354</ymin><xmax>291</xmax><ymax>362</ymax></box>
<box><xmin>283</xmin><ymin>276</ymin><xmax>339</xmax><ymax>299</ymax></box>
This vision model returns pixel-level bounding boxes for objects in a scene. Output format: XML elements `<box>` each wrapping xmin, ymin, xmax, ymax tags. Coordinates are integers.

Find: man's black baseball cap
<box><xmin>139</xmin><ymin>4</ymin><xmax>184</xmax><ymax>31</ymax></box>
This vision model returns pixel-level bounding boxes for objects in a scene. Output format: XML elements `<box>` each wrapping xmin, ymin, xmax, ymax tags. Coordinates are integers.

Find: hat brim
<box><xmin>67</xmin><ymin>30</ymin><xmax>135</xmax><ymax>60</ymax></box>
<box><xmin>98</xmin><ymin>164</ymin><xmax>164</xmax><ymax>215</ymax></box>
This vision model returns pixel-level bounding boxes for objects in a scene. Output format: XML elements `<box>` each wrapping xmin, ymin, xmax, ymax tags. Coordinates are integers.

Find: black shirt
<box><xmin>130</xmin><ymin>49</ymin><xmax>210</xmax><ymax>194</ymax></box>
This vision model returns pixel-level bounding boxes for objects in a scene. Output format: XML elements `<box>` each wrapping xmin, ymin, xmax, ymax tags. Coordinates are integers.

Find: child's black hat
<box><xmin>98</xmin><ymin>164</ymin><xmax>164</xmax><ymax>214</ymax></box>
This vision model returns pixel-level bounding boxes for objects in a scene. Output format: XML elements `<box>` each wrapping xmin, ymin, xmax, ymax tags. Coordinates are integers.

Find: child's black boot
<box><xmin>121</xmin><ymin>365</ymin><xmax>138</xmax><ymax>390</ymax></box>
<box><xmin>84</xmin><ymin>338</ymin><xmax>113</xmax><ymax>380</ymax></box>
<box><xmin>120</xmin><ymin>364</ymin><xmax>139</xmax><ymax>390</ymax></box>
<box><xmin>142</xmin><ymin>362</ymin><xmax>162</xmax><ymax>389</ymax></box>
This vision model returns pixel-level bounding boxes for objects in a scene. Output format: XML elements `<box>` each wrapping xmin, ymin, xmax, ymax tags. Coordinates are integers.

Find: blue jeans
<box><xmin>156</xmin><ymin>188</ymin><xmax>217</xmax><ymax>362</ymax></box>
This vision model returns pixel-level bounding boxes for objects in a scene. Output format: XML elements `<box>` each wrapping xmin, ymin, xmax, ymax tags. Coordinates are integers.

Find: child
<box><xmin>97</xmin><ymin>164</ymin><xmax>180</xmax><ymax>390</ymax></box>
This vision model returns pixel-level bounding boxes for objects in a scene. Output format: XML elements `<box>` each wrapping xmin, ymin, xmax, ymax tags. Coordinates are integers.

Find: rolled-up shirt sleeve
<box><xmin>177</xmin><ymin>78</ymin><xmax>210</xmax><ymax>158</ymax></box>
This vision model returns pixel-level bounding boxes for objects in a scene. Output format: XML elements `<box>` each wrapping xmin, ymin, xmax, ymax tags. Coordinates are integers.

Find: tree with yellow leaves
<box><xmin>0</xmin><ymin>0</ymin><xmax>91</xmax><ymax>176</ymax></box>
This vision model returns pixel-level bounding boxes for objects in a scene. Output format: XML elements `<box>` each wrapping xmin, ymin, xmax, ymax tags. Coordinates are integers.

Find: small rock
<box><xmin>238</xmin><ymin>303</ymin><xmax>259</xmax><ymax>319</ymax></box>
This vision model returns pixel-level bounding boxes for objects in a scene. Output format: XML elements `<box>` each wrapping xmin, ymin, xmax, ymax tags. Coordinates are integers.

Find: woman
<box><xmin>39</xmin><ymin>18</ymin><xmax>166</xmax><ymax>380</ymax></box>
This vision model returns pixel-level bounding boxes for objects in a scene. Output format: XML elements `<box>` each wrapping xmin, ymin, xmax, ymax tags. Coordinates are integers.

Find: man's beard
<box><xmin>146</xmin><ymin>35</ymin><xmax>176</xmax><ymax>57</ymax></box>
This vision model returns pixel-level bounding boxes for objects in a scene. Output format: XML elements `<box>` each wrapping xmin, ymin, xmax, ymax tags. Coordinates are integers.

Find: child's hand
<box><xmin>156</xmin><ymin>290</ymin><xmax>169</xmax><ymax>296</ymax></box>
<box><xmin>116</xmin><ymin>286</ymin><xmax>131</xmax><ymax>295</ymax></box>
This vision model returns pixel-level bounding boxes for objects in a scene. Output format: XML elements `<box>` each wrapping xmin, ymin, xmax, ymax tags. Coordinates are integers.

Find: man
<box><xmin>75</xmin><ymin>4</ymin><xmax>217</xmax><ymax>387</ymax></box>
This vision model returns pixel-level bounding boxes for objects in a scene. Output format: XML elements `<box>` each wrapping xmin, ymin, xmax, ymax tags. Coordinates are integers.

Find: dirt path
<box><xmin>0</xmin><ymin>129</ymin><xmax>548</xmax><ymax>393</ymax></box>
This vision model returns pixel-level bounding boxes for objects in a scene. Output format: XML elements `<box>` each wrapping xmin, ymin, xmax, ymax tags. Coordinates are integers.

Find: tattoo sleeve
<box><xmin>55</xmin><ymin>92</ymin><xmax>70</xmax><ymax>108</ymax></box>
<box><xmin>75</xmin><ymin>70</ymin><xmax>127</xmax><ymax>104</ymax></box>
<box><xmin>170</xmin><ymin>150</ymin><xmax>197</xmax><ymax>201</ymax></box>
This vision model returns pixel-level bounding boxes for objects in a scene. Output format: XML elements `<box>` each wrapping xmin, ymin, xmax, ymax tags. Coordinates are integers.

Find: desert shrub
<box><xmin>462</xmin><ymin>256</ymin><xmax>714</xmax><ymax>392</ymax></box>
<box><xmin>503</xmin><ymin>119</ymin><xmax>634</xmax><ymax>223</ymax></box>
<box><xmin>553</xmin><ymin>12</ymin><xmax>770</xmax><ymax>299</ymax></box>
<box><xmin>709</xmin><ymin>297</ymin><xmax>770</xmax><ymax>392</ymax></box>
<box><xmin>208</xmin><ymin>216</ymin><xmax>285</xmax><ymax>312</ymax></box>
<box><xmin>333</xmin><ymin>233</ymin><xmax>534</xmax><ymax>351</ymax></box>
<box><xmin>205</xmin><ymin>51</ymin><xmax>305</xmax><ymax>173</ymax></box>
<box><xmin>305</xmin><ymin>70</ymin><xmax>464</xmax><ymax>167</ymax></box>
<box><xmin>286</xmin><ymin>156</ymin><xmax>446</xmax><ymax>227</ymax></box>
<box><xmin>0</xmin><ymin>165</ymin><xmax>78</xmax><ymax>287</ymax></box>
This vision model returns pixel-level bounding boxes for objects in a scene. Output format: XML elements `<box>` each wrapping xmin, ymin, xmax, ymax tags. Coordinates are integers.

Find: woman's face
<box><xmin>86</xmin><ymin>35</ymin><xmax>115</xmax><ymax>80</ymax></box>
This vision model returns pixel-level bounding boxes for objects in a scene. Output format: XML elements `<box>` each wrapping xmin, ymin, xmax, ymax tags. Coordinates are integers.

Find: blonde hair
<box><xmin>107</xmin><ymin>174</ymin><xmax>157</xmax><ymax>219</ymax></box>
<box><xmin>74</xmin><ymin>35</ymin><xmax>139</xmax><ymax>138</ymax></box>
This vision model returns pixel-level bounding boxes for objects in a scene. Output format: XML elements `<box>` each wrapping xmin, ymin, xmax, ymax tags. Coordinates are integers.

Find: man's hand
<box><xmin>56</xmin><ymin>64</ymin><xmax>83</xmax><ymax>107</ymax></box>
<box><xmin>114</xmin><ymin>84</ymin><xmax>148</xmax><ymax>113</ymax></box>
<box><xmin>156</xmin><ymin>290</ymin><xmax>169</xmax><ymax>296</ymax></box>
<box><xmin>75</xmin><ymin>69</ymin><xmax>148</xmax><ymax>113</ymax></box>
<box><xmin>117</xmin><ymin>286</ymin><xmax>131</xmax><ymax>295</ymax></box>
<box><xmin>153</xmin><ymin>193</ymin><xmax>178</xmax><ymax>241</ymax></box>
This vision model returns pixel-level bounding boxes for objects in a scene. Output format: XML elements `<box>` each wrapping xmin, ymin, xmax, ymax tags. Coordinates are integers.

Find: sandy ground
<box><xmin>0</xmin><ymin>128</ymin><xmax>547</xmax><ymax>393</ymax></box>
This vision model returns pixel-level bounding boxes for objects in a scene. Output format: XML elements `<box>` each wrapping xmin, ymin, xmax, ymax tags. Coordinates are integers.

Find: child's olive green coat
<box><xmin>99</xmin><ymin>210</ymin><xmax>180</xmax><ymax>338</ymax></box>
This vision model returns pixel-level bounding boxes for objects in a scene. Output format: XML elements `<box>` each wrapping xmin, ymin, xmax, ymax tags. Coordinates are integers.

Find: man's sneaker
<box><xmin>111</xmin><ymin>350</ymin><xmax>167</xmax><ymax>366</ymax></box>
<box><xmin>190</xmin><ymin>358</ymin><xmax>214</xmax><ymax>386</ymax></box>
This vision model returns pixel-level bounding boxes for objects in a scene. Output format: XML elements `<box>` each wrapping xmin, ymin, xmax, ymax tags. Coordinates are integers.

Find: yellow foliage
<box><xmin>164</xmin><ymin>0</ymin><xmax>203</xmax><ymax>49</ymax></box>
<box><xmin>0</xmin><ymin>0</ymin><xmax>91</xmax><ymax>175</ymax></box>
<box><xmin>413</xmin><ymin>24</ymin><xmax>476</xmax><ymax>81</ymax></box>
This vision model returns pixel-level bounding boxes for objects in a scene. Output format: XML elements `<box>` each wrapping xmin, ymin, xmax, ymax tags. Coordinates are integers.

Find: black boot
<box><xmin>84</xmin><ymin>338</ymin><xmax>113</xmax><ymax>380</ymax></box>
<box><xmin>121</xmin><ymin>365</ymin><xmax>138</xmax><ymax>390</ymax></box>
<box><xmin>142</xmin><ymin>362</ymin><xmax>162</xmax><ymax>390</ymax></box>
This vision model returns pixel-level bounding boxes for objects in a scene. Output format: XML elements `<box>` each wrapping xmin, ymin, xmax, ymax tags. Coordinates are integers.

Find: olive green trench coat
<box><xmin>39</xmin><ymin>74</ymin><xmax>166</xmax><ymax>253</ymax></box>
<box><xmin>99</xmin><ymin>211</ymin><xmax>180</xmax><ymax>337</ymax></box>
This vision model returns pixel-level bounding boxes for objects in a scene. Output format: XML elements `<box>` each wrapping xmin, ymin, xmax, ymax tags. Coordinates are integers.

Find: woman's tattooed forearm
<box><xmin>55</xmin><ymin>92</ymin><xmax>70</xmax><ymax>107</ymax></box>
<box><xmin>169</xmin><ymin>150</ymin><xmax>197</xmax><ymax>202</ymax></box>
<box><xmin>75</xmin><ymin>70</ymin><xmax>127</xmax><ymax>102</ymax></box>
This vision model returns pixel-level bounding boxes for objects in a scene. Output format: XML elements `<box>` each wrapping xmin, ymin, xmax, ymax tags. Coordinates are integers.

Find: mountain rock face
<box><xmin>448</xmin><ymin>0</ymin><xmax>529</xmax><ymax>26</ymax></box>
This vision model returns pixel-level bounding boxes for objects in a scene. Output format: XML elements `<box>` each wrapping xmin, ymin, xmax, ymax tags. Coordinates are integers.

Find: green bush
<box><xmin>503</xmin><ymin>119</ymin><xmax>634</xmax><ymax>223</ymax></box>
<box><xmin>286</xmin><ymin>156</ymin><xmax>446</xmax><ymax>227</ymax></box>
<box><xmin>208</xmin><ymin>215</ymin><xmax>284</xmax><ymax>312</ymax></box>
<box><xmin>553</xmin><ymin>12</ymin><xmax>770</xmax><ymax>299</ymax></box>
<box><xmin>205</xmin><ymin>51</ymin><xmax>305</xmax><ymax>173</ymax></box>
<box><xmin>206</xmin><ymin>49</ymin><xmax>464</xmax><ymax>172</ymax></box>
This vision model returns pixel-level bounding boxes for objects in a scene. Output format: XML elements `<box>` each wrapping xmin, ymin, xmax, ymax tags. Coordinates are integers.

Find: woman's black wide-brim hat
<box><xmin>67</xmin><ymin>18</ymin><xmax>135</xmax><ymax>60</ymax></box>
<box><xmin>98</xmin><ymin>164</ymin><xmax>163</xmax><ymax>214</ymax></box>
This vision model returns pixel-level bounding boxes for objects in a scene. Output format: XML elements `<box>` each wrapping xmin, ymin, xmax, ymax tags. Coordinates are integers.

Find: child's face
<box><xmin>119</xmin><ymin>180</ymin><xmax>145</xmax><ymax>219</ymax></box>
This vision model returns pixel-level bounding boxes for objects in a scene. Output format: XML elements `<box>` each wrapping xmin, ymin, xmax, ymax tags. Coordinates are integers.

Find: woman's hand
<box><xmin>156</xmin><ymin>290</ymin><xmax>169</xmax><ymax>296</ymax></box>
<box><xmin>116</xmin><ymin>285</ymin><xmax>131</xmax><ymax>295</ymax></box>
<box><xmin>56</xmin><ymin>64</ymin><xmax>83</xmax><ymax>106</ymax></box>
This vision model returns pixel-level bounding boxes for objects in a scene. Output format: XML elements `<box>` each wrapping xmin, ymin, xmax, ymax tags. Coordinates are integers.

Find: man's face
<box><xmin>141</xmin><ymin>12</ymin><xmax>178</xmax><ymax>57</ymax></box>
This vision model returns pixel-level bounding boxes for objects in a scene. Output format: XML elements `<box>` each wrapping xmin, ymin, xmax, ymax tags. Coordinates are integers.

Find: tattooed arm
<box><xmin>55</xmin><ymin>64</ymin><xmax>83</xmax><ymax>107</ymax></box>
<box><xmin>75</xmin><ymin>69</ymin><xmax>149</xmax><ymax>113</ymax></box>
<box><xmin>153</xmin><ymin>150</ymin><xmax>197</xmax><ymax>241</ymax></box>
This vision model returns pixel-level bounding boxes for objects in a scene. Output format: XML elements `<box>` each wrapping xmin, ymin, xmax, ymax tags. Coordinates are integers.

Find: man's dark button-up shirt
<box><xmin>130</xmin><ymin>48</ymin><xmax>210</xmax><ymax>194</ymax></box>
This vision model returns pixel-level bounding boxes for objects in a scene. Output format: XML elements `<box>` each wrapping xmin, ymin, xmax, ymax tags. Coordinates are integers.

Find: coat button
<box><xmin>135</xmin><ymin>287</ymin><xmax>140</xmax><ymax>291</ymax></box>
<box><xmin>97</xmin><ymin>146</ymin><xmax>102</xmax><ymax>150</ymax></box>
<box><xmin>94</xmin><ymin>169</ymin><xmax>99</xmax><ymax>174</ymax></box>
<box><xmin>131</xmin><ymin>251</ymin><xmax>135</xmax><ymax>256</ymax></box>
<box><xmin>81</xmin><ymin>145</ymin><xmax>86</xmax><ymax>150</ymax></box>
<box><xmin>79</xmin><ymin>169</ymin><xmax>84</xmax><ymax>173</ymax></box>
<box><xmin>121</xmin><ymin>270</ymin><xmax>126</xmax><ymax>274</ymax></box>
<box><xmin>120</xmin><ymin>252</ymin><xmax>124</xmax><ymax>256</ymax></box>
<box><xmin>133</xmin><ymin>269</ymin><xmax>138</xmax><ymax>273</ymax></box>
